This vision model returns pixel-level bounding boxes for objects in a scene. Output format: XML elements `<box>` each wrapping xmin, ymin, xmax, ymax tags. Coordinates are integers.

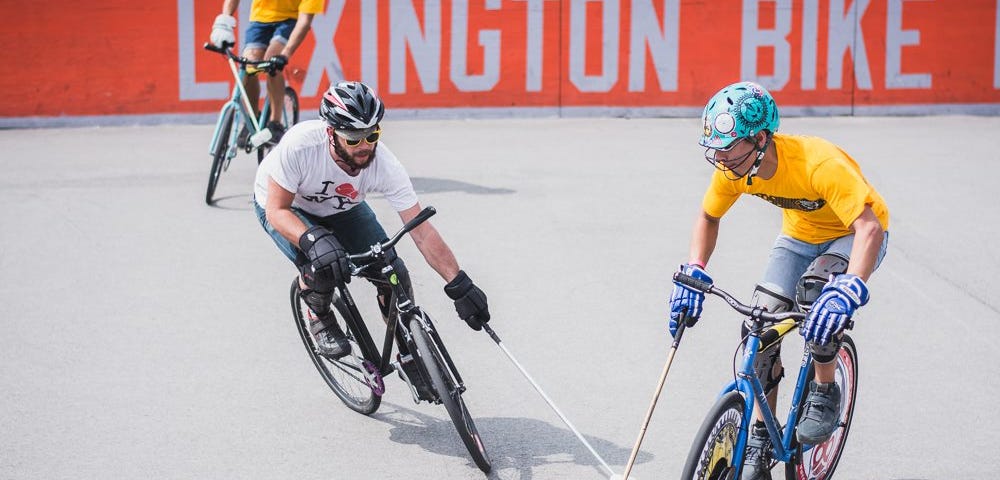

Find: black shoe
<box><xmin>741</xmin><ymin>424</ymin><xmax>773</xmax><ymax>480</ymax></box>
<box><xmin>308</xmin><ymin>310</ymin><xmax>351</xmax><ymax>359</ymax></box>
<box><xmin>265</xmin><ymin>121</ymin><xmax>285</xmax><ymax>146</ymax></box>
<box><xmin>236</xmin><ymin>125</ymin><xmax>250</xmax><ymax>149</ymax></box>
<box><xmin>397</xmin><ymin>353</ymin><xmax>435</xmax><ymax>401</ymax></box>
<box><xmin>796</xmin><ymin>381</ymin><xmax>842</xmax><ymax>444</ymax></box>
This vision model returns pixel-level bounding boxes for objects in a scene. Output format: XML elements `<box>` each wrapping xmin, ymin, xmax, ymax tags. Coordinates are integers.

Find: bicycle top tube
<box><xmin>203</xmin><ymin>42</ymin><xmax>281</xmax><ymax>73</ymax></box>
<box><xmin>347</xmin><ymin>206</ymin><xmax>437</xmax><ymax>268</ymax></box>
<box><xmin>673</xmin><ymin>272</ymin><xmax>806</xmax><ymax>324</ymax></box>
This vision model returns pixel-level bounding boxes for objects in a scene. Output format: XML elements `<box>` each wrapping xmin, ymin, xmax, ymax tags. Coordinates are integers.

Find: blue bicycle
<box><xmin>203</xmin><ymin>42</ymin><xmax>300</xmax><ymax>205</ymax></box>
<box><xmin>675</xmin><ymin>272</ymin><xmax>858</xmax><ymax>480</ymax></box>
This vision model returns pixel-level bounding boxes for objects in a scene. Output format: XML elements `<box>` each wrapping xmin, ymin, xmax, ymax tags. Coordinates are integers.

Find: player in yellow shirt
<box><xmin>209</xmin><ymin>0</ymin><xmax>324</xmax><ymax>143</ymax></box>
<box><xmin>668</xmin><ymin>81</ymin><xmax>889</xmax><ymax>480</ymax></box>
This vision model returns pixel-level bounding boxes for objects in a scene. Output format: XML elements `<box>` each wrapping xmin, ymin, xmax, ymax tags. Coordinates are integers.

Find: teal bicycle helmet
<box><xmin>699</xmin><ymin>81</ymin><xmax>779</xmax><ymax>150</ymax></box>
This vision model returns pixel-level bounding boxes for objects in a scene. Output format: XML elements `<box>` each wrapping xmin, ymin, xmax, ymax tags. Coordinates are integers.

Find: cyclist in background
<box><xmin>252</xmin><ymin>81</ymin><xmax>491</xmax><ymax>384</ymax></box>
<box><xmin>667</xmin><ymin>81</ymin><xmax>890</xmax><ymax>480</ymax></box>
<box><xmin>209</xmin><ymin>0</ymin><xmax>323</xmax><ymax>143</ymax></box>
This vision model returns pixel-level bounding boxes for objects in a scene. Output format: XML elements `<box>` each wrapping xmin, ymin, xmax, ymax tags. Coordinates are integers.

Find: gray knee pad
<box><xmin>301</xmin><ymin>288</ymin><xmax>333</xmax><ymax>315</ymax></box>
<box><xmin>809</xmin><ymin>337</ymin><xmax>843</xmax><ymax>363</ymax></box>
<box><xmin>795</xmin><ymin>253</ymin><xmax>849</xmax><ymax>312</ymax></box>
<box><xmin>742</xmin><ymin>283</ymin><xmax>794</xmax><ymax>394</ymax></box>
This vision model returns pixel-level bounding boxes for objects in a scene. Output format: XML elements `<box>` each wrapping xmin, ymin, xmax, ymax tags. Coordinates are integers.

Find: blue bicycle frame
<box><xmin>207</xmin><ymin>69</ymin><xmax>274</xmax><ymax>160</ymax></box>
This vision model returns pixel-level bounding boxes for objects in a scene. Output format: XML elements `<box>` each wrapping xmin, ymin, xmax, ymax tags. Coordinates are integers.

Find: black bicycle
<box><xmin>289</xmin><ymin>206</ymin><xmax>491</xmax><ymax>473</ymax></box>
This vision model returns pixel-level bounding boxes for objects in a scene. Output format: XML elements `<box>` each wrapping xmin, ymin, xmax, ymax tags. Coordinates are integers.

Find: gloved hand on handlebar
<box><xmin>802</xmin><ymin>273</ymin><xmax>868</xmax><ymax>345</ymax></box>
<box><xmin>269</xmin><ymin>54</ymin><xmax>288</xmax><ymax>71</ymax></box>
<box><xmin>668</xmin><ymin>263</ymin><xmax>713</xmax><ymax>337</ymax></box>
<box><xmin>444</xmin><ymin>270</ymin><xmax>490</xmax><ymax>331</ymax></box>
<box><xmin>298</xmin><ymin>226</ymin><xmax>351</xmax><ymax>293</ymax></box>
<box><xmin>210</xmin><ymin>14</ymin><xmax>237</xmax><ymax>48</ymax></box>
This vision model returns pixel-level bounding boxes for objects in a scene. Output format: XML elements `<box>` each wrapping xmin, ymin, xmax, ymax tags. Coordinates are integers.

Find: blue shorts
<box><xmin>244</xmin><ymin>19</ymin><xmax>297</xmax><ymax>50</ymax></box>
<box><xmin>759</xmin><ymin>231</ymin><xmax>890</xmax><ymax>301</ymax></box>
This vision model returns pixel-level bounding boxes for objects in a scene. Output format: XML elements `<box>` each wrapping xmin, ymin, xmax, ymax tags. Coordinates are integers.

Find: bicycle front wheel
<box><xmin>785</xmin><ymin>335</ymin><xmax>859</xmax><ymax>480</ymax></box>
<box><xmin>410</xmin><ymin>315</ymin><xmax>491</xmax><ymax>473</ymax></box>
<box><xmin>681</xmin><ymin>391</ymin><xmax>747</xmax><ymax>480</ymax></box>
<box><xmin>290</xmin><ymin>280</ymin><xmax>381</xmax><ymax>415</ymax></box>
<box><xmin>206</xmin><ymin>107</ymin><xmax>234</xmax><ymax>205</ymax></box>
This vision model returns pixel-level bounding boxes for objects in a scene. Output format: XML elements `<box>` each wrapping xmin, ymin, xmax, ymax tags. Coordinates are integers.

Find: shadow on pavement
<box><xmin>372</xmin><ymin>402</ymin><xmax>651</xmax><ymax>479</ymax></box>
<box><xmin>411</xmin><ymin>177</ymin><xmax>515</xmax><ymax>195</ymax></box>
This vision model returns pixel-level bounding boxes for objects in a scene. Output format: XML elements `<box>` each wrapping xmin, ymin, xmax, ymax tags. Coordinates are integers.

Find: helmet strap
<box><xmin>746</xmin><ymin>133</ymin><xmax>772</xmax><ymax>186</ymax></box>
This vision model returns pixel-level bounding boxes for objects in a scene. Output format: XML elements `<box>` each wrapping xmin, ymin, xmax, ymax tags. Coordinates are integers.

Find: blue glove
<box><xmin>802</xmin><ymin>274</ymin><xmax>869</xmax><ymax>345</ymax></box>
<box><xmin>669</xmin><ymin>264</ymin><xmax>713</xmax><ymax>337</ymax></box>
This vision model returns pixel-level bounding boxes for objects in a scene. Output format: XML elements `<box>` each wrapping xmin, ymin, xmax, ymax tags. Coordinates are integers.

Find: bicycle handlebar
<box><xmin>672</xmin><ymin>272</ymin><xmax>806</xmax><ymax>323</ymax></box>
<box><xmin>203</xmin><ymin>42</ymin><xmax>281</xmax><ymax>73</ymax></box>
<box><xmin>347</xmin><ymin>206</ymin><xmax>437</xmax><ymax>264</ymax></box>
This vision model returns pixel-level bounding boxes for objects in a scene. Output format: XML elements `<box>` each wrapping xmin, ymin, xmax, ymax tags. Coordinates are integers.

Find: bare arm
<box><xmin>688</xmin><ymin>211</ymin><xmax>721</xmax><ymax>267</ymax></box>
<box><xmin>264</xmin><ymin>177</ymin><xmax>308</xmax><ymax>245</ymax></box>
<box><xmin>398</xmin><ymin>203</ymin><xmax>460</xmax><ymax>282</ymax></box>
<box><xmin>280</xmin><ymin>13</ymin><xmax>315</xmax><ymax>57</ymax></box>
<box><xmin>846</xmin><ymin>206</ymin><xmax>884</xmax><ymax>281</ymax></box>
<box><xmin>221</xmin><ymin>0</ymin><xmax>239</xmax><ymax>15</ymax></box>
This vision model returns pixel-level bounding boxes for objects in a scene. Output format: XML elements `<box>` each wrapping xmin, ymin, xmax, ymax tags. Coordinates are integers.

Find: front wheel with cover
<box><xmin>785</xmin><ymin>335</ymin><xmax>859</xmax><ymax>480</ymax></box>
<box><xmin>409</xmin><ymin>314</ymin><xmax>491</xmax><ymax>473</ymax></box>
<box><xmin>681</xmin><ymin>391</ymin><xmax>747</xmax><ymax>480</ymax></box>
<box><xmin>257</xmin><ymin>86</ymin><xmax>300</xmax><ymax>164</ymax></box>
<box><xmin>290</xmin><ymin>280</ymin><xmax>381</xmax><ymax>415</ymax></box>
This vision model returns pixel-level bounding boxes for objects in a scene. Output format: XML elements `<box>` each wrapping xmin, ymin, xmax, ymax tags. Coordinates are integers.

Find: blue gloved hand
<box><xmin>802</xmin><ymin>273</ymin><xmax>869</xmax><ymax>345</ymax></box>
<box><xmin>669</xmin><ymin>264</ymin><xmax>713</xmax><ymax>337</ymax></box>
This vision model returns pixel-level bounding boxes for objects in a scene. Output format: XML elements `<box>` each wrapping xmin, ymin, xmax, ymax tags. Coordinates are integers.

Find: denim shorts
<box><xmin>244</xmin><ymin>19</ymin><xmax>297</xmax><ymax>50</ymax></box>
<box><xmin>759</xmin><ymin>231</ymin><xmax>889</xmax><ymax>300</ymax></box>
<box><xmin>254</xmin><ymin>201</ymin><xmax>390</xmax><ymax>267</ymax></box>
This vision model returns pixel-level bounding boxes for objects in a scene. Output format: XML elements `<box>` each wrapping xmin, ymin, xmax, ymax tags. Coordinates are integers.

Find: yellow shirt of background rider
<box><xmin>251</xmin><ymin>0</ymin><xmax>324</xmax><ymax>23</ymax></box>
<box><xmin>701</xmin><ymin>133</ymin><xmax>890</xmax><ymax>244</ymax></box>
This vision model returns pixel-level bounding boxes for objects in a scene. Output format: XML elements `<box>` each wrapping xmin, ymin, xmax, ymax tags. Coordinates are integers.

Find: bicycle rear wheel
<box><xmin>785</xmin><ymin>335</ymin><xmax>859</xmax><ymax>480</ymax></box>
<box><xmin>681</xmin><ymin>391</ymin><xmax>747</xmax><ymax>480</ymax></box>
<box><xmin>410</xmin><ymin>314</ymin><xmax>491</xmax><ymax>473</ymax></box>
<box><xmin>206</xmin><ymin>108</ymin><xmax>234</xmax><ymax>205</ymax></box>
<box><xmin>256</xmin><ymin>86</ymin><xmax>300</xmax><ymax>164</ymax></box>
<box><xmin>290</xmin><ymin>280</ymin><xmax>381</xmax><ymax>415</ymax></box>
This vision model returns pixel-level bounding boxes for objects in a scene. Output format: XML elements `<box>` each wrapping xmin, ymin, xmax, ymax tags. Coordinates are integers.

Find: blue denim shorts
<box><xmin>244</xmin><ymin>19</ymin><xmax>297</xmax><ymax>50</ymax></box>
<box><xmin>254</xmin><ymin>201</ymin><xmax>390</xmax><ymax>267</ymax></box>
<box><xmin>759</xmin><ymin>231</ymin><xmax>890</xmax><ymax>300</ymax></box>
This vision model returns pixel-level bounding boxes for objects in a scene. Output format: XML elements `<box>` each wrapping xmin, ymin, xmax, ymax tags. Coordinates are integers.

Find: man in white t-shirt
<box><xmin>253</xmin><ymin>81</ymin><xmax>491</xmax><ymax>366</ymax></box>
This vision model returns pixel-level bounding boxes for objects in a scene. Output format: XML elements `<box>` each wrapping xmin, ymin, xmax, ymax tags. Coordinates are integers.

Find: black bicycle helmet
<box><xmin>319</xmin><ymin>81</ymin><xmax>384</xmax><ymax>131</ymax></box>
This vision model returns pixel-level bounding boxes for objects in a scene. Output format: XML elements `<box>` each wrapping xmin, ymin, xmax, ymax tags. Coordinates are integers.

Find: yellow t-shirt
<box><xmin>250</xmin><ymin>0</ymin><xmax>325</xmax><ymax>23</ymax></box>
<box><xmin>701</xmin><ymin>134</ymin><xmax>890</xmax><ymax>243</ymax></box>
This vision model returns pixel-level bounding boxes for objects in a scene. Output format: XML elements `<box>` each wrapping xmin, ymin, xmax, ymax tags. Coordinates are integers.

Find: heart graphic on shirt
<box><xmin>335</xmin><ymin>183</ymin><xmax>359</xmax><ymax>200</ymax></box>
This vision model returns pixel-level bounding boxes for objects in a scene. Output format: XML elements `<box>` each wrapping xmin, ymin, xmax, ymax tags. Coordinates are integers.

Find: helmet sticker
<box><xmin>714</xmin><ymin>112</ymin><xmax>735</xmax><ymax>134</ymax></box>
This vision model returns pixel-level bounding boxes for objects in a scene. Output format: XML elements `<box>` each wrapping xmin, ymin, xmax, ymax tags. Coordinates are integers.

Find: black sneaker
<box><xmin>796</xmin><ymin>381</ymin><xmax>842</xmax><ymax>444</ymax></box>
<box><xmin>265</xmin><ymin>121</ymin><xmax>285</xmax><ymax>146</ymax></box>
<box><xmin>308</xmin><ymin>310</ymin><xmax>351</xmax><ymax>359</ymax></box>
<box><xmin>741</xmin><ymin>424</ymin><xmax>773</xmax><ymax>480</ymax></box>
<box><xmin>236</xmin><ymin>125</ymin><xmax>250</xmax><ymax>149</ymax></box>
<box><xmin>397</xmin><ymin>353</ymin><xmax>435</xmax><ymax>401</ymax></box>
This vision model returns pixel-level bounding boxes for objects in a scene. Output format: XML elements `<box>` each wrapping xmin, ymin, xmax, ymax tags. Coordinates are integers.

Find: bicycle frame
<box><xmin>207</xmin><ymin>69</ymin><xmax>274</xmax><ymax>159</ymax></box>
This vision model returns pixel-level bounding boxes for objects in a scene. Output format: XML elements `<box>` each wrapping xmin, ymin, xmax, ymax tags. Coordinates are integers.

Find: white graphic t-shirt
<box><xmin>254</xmin><ymin>120</ymin><xmax>418</xmax><ymax>216</ymax></box>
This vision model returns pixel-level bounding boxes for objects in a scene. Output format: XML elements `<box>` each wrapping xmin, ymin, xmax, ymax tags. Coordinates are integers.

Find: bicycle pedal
<box><xmin>249</xmin><ymin>129</ymin><xmax>272</xmax><ymax>148</ymax></box>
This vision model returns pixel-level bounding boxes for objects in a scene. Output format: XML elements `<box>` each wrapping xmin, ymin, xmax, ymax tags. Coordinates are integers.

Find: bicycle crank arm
<box><xmin>249</xmin><ymin>129</ymin><xmax>273</xmax><ymax>148</ymax></box>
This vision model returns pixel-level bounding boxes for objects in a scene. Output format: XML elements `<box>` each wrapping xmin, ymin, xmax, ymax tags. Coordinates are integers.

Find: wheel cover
<box><xmin>797</xmin><ymin>347</ymin><xmax>856</xmax><ymax>478</ymax></box>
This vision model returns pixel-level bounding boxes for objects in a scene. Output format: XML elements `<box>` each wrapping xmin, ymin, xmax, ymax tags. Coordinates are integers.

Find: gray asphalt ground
<box><xmin>2</xmin><ymin>115</ymin><xmax>998</xmax><ymax>480</ymax></box>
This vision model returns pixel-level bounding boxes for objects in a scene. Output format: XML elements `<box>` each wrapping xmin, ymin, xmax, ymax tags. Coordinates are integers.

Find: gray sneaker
<box><xmin>741</xmin><ymin>424</ymin><xmax>773</xmax><ymax>480</ymax></box>
<box><xmin>308</xmin><ymin>310</ymin><xmax>351</xmax><ymax>359</ymax></box>
<box><xmin>796</xmin><ymin>381</ymin><xmax>842</xmax><ymax>444</ymax></box>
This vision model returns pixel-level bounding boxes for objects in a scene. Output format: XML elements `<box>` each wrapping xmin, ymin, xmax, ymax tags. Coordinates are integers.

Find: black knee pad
<box><xmin>795</xmin><ymin>253</ymin><xmax>849</xmax><ymax>312</ymax></box>
<box><xmin>808</xmin><ymin>337</ymin><xmax>843</xmax><ymax>363</ymax></box>
<box><xmin>301</xmin><ymin>288</ymin><xmax>333</xmax><ymax>315</ymax></box>
<box><xmin>742</xmin><ymin>283</ymin><xmax>793</xmax><ymax>394</ymax></box>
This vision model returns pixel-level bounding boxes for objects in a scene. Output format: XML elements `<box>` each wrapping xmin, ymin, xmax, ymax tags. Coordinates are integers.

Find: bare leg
<box><xmin>264</xmin><ymin>41</ymin><xmax>286</xmax><ymax>124</ymax></box>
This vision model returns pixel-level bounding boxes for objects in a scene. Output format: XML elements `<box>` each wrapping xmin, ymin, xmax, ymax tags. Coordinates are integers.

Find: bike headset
<box><xmin>699</xmin><ymin>81</ymin><xmax>780</xmax><ymax>186</ymax></box>
<box><xmin>320</xmin><ymin>81</ymin><xmax>385</xmax><ymax>143</ymax></box>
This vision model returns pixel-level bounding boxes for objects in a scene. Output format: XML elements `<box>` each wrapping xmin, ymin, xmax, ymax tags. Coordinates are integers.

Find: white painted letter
<box><xmin>361</xmin><ymin>0</ymin><xmax>379</xmax><ymax>88</ymax></box>
<box><xmin>390</xmin><ymin>0</ymin><xmax>442</xmax><ymax>93</ymax></box>
<box><xmin>741</xmin><ymin>0</ymin><xmax>792</xmax><ymax>91</ymax></box>
<box><xmin>628</xmin><ymin>0</ymin><xmax>679</xmax><ymax>92</ymax></box>
<box><xmin>801</xmin><ymin>0</ymin><xmax>819</xmax><ymax>90</ymax></box>
<box><xmin>569</xmin><ymin>0</ymin><xmax>620</xmax><ymax>92</ymax></box>
<box><xmin>885</xmin><ymin>0</ymin><xmax>930</xmax><ymax>88</ymax></box>
<box><xmin>993</xmin><ymin>0</ymin><xmax>1000</xmax><ymax>88</ymax></box>
<box><xmin>177</xmin><ymin>0</ymin><xmax>228</xmax><ymax>100</ymax></box>
<box><xmin>827</xmin><ymin>0</ymin><xmax>872</xmax><ymax>90</ymax></box>
<box><xmin>451</xmin><ymin>0</ymin><xmax>501</xmax><ymax>91</ymax></box>
<box><xmin>303</xmin><ymin>1</ymin><xmax>346</xmax><ymax>97</ymax></box>
<box><xmin>515</xmin><ymin>0</ymin><xmax>545</xmax><ymax>91</ymax></box>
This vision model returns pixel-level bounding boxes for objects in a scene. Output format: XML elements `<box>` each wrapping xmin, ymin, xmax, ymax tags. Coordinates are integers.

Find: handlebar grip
<box><xmin>401</xmin><ymin>206</ymin><xmax>436</xmax><ymax>233</ymax></box>
<box><xmin>673</xmin><ymin>271</ymin><xmax>713</xmax><ymax>292</ymax></box>
<box><xmin>203</xmin><ymin>41</ymin><xmax>234</xmax><ymax>54</ymax></box>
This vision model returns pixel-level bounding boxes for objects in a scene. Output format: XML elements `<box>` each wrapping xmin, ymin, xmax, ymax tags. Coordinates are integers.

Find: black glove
<box><xmin>444</xmin><ymin>270</ymin><xmax>490</xmax><ymax>331</ymax></box>
<box><xmin>269</xmin><ymin>54</ymin><xmax>288</xmax><ymax>72</ymax></box>
<box><xmin>298</xmin><ymin>226</ymin><xmax>351</xmax><ymax>293</ymax></box>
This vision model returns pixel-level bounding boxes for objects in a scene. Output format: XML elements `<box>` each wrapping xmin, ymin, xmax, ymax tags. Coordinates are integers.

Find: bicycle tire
<box><xmin>410</xmin><ymin>315</ymin><xmax>491</xmax><ymax>473</ymax></box>
<box><xmin>785</xmin><ymin>335</ymin><xmax>859</xmax><ymax>480</ymax></box>
<box><xmin>206</xmin><ymin>107</ymin><xmax>234</xmax><ymax>205</ymax></box>
<box><xmin>681</xmin><ymin>390</ymin><xmax>747</xmax><ymax>480</ymax></box>
<box><xmin>289</xmin><ymin>280</ymin><xmax>381</xmax><ymax>415</ymax></box>
<box><xmin>256</xmin><ymin>87</ymin><xmax>300</xmax><ymax>164</ymax></box>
